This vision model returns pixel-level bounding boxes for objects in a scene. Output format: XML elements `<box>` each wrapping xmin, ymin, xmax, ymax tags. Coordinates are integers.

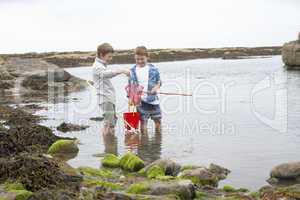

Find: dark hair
<box><xmin>97</xmin><ymin>43</ymin><xmax>114</xmax><ymax>58</ymax></box>
<box><xmin>135</xmin><ymin>46</ymin><xmax>148</xmax><ymax>57</ymax></box>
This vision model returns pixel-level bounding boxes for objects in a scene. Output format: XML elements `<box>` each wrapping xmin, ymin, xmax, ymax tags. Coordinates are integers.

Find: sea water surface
<box><xmin>37</xmin><ymin>56</ymin><xmax>300</xmax><ymax>190</ymax></box>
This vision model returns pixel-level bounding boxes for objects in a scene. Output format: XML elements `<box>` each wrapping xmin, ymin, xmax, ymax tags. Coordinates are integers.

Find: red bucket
<box><xmin>123</xmin><ymin>112</ymin><xmax>140</xmax><ymax>130</ymax></box>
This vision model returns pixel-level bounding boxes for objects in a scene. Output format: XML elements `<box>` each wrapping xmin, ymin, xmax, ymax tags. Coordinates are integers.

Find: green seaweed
<box><xmin>9</xmin><ymin>190</ymin><xmax>33</xmax><ymax>200</ymax></box>
<box><xmin>146</xmin><ymin>165</ymin><xmax>165</xmax><ymax>179</ymax></box>
<box><xmin>119</xmin><ymin>152</ymin><xmax>145</xmax><ymax>172</ymax></box>
<box><xmin>127</xmin><ymin>182</ymin><xmax>150</xmax><ymax>194</ymax></box>
<box><xmin>83</xmin><ymin>179</ymin><xmax>122</xmax><ymax>190</ymax></box>
<box><xmin>78</xmin><ymin>167</ymin><xmax>115</xmax><ymax>178</ymax></box>
<box><xmin>223</xmin><ymin>185</ymin><xmax>236</xmax><ymax>192</ymax></box>
<box><xmin>47</xmin><ymin>139</ymin><xmax>78</xmax><ymax>155</ymax></box>
<box><xmin>102</xmin><ymin>154</ymin><xmax>120</xmax><ymax>168</ymax></box>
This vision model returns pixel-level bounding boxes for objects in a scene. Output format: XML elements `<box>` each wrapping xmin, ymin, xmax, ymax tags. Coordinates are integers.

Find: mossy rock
<box><xmin>4</xmin><ymin>182</ymin><xmax>25</xmax><ymax>191</ymax></box>
<box><xmin>47</xmin><ymin>139</ymin><xmax>79</xmax><ymax>156</ymax></box>
<box><xmin>119</xmin><ymin>152</ymin><xmax>145</xmax><ymax>172</ymax></box>
<box><xmin>156</xmin><ymin>175</ymin><xmax>176</xmax><ymax>181</ymax></box>
<box><xmin>276</xmin><ymin>184</ymin><xmax>300</xmax><ymax>198</ymax></box>
<box><xmin>78</xmin><ymin>167</ymin><xmax>115</xmax><ymax>178</ymax></box>
<box><xmin>102</xmin><ymin>154</ymin><xmax>120</xmax><ymax>168</ymax></box>
<box><xmin>127</xmin><ymin>182</ymin><xmax>150</xmax><ymax>194</ymax></box>
<box><xmin>82</xmin><ymin>179</ymin><xmax>122</xmax><ymax>190</ymax></box>
<box><xmin>223</xmin><ymin>185</ymin><xmax>236</xmax><ymax>192</ymax></box>
<box><xmin>146</xmin><ymin>165</ymin><xmax>165</xmax><ymax>179</ymax></box>
<box><xmin>3</xmin><ymin>182</ymin><xmax>33</xmax><ymax>200</ymax></box>
<box><xmin>9</xmin><ymin>190</ymin><xmax>33</xmax><ymax>200</ymax></box>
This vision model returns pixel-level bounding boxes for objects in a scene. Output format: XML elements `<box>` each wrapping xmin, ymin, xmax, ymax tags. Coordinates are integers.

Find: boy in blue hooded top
<box><xmin>129</xmin><ymin>46</ymin><xmax>162</xmax><ymax>133</ymax></box>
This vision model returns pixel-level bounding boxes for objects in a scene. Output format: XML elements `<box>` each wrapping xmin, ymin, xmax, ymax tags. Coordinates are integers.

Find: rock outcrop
<box><xmin>268</xmin><ymin>161</ymin><xmax>300</xmax><ymax>186</ymax></box>
<box><xmin>282</xmin><ymin>33</ymin><xmax>300</xmax><ymax>70</ymax></box>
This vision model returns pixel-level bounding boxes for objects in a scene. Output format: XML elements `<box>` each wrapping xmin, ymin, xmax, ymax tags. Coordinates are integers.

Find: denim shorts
<box><xmin>137</xmin><ymin>101</ymin><xmax>162</xmax><ymax>122</ymax></box>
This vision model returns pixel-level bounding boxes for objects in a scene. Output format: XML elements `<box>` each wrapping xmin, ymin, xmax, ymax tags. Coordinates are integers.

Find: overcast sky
<box><xmin>0</xmin><ymin>0</ymin><xmax>299</xmax><ymax>53</ymax></box>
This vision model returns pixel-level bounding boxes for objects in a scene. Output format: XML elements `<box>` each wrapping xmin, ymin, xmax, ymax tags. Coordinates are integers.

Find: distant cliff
<box><xmin>0</xmin><ymin>46</ymin><xmax>282</xmax><ymax>68</ymax></box>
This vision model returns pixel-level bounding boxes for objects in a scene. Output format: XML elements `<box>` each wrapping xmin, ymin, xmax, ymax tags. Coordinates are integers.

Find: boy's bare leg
<box><xmin>140</xmin><ymin>120</ymin><xmax>148</xmax><ymax>134</ymax></box>
<box><xmin>154</xmin><ymin>119</ymin><xmax>161</xmax><ymax>133</ymax></box>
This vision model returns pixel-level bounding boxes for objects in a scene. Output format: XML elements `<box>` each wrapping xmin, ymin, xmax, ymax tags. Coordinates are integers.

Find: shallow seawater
<box><xmin>37</xmin><ymin>56</ymin><xmax>300</xmax><ymax>190</ymax></box>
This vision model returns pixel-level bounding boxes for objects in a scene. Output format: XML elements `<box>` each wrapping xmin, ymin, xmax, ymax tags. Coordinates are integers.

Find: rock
<box><xmin>0</xmin><ymin>69</ymin><xmax>14</xmax><ymax>80</ymax></box>
<box><xmin>101</xmin><ymin>154</ymin><xmax>120</xmax><ymax>168</ymax></box>
<box><xmin>142</xmin><ymin>159</ymin><xmax>181</xmax><ymax>177</ymax></box>
<box><xmin>56</xmin><ymin>122</ymin><xmax>89</xmax><ymax>133</ymax></box>
<box><xmin>149</xmin><ymin>180</ymin><xmax>195</xmax><ymax>200</ymax></box>
<box><xmin>209</xmin><ymin>163</ymin><xmax>230</xmax><ymax>180</ymax></box>
<box><xmin>47</xmin><ymin>139</ymin><xmax>79</xmax><ymax>156</ymax></box>
<box><xmin>259</xmin><ymin>184</ymin><xmax>300</xmax><ymax>200</ymax></box>
<box><xmin>179</xmin><ymin>167</ymin><xmax>219</xmax><ymax>187</ymax></box>
<box><xmin>0</xmin><ymin>123</ymin><xmax>64</xmax><ymax>157</ymax></box>
<box><xmin>119</xmin><ymin>152</ymin><xmax>145</xmax><ymax>172</ymax></box>
<box><xmin>282</xmin><ymin>37</ymin><xmax>300</xmax><ymax>69</ymax></box>
<box><xmin>48</xmin><ymin>69</ymin><xmax>72</xmax><ymax>82</ymax></box>
<box><xmin>146</xmin><ymin>165</ymin><xmax>165</xmax><ymax>179</ymax></box>
<box><xmin>0</xmin><ymin>80</ymin><xmax>14</xmax><ymax>90</ymax></box>
<box><xmin>101</xmin><ymin>192</ymin><xmax>180</xmax><ymax>200</ymax></box>
<box><xmin>27</xmin><ymin>189</ymin><xmax>77</xmax><ymax>200</ymax></box>
<box><xmin>21</xmin><ymin>73</ymin><xmax>49</xmax><ymax>91</ymax></box>
<box><xmin>90</xmin><ymin>116</ymin><xmax>104</xmax><ymax>121</ymax></box>
<box><xmin>270</xmin><ymin>161</ymin><xmax>300</xmax><ymax>179</ymax></box>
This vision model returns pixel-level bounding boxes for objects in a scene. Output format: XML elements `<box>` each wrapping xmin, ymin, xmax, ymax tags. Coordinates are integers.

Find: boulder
<box><xmin>142</xmin><ymin>159</ymin><xmax>181</xmax><ymax>177</ymax></box>
<box><xmin>270</xmin><ymin>161</ymin><xmax>300</xmax><ymax>179</ymax></box>
<box><xmin>56</xmin><ymin>122</ymin><xmax>89</xmax><ymax>133</ymax></box>
<box><xmin>209</xmin><ymin>163</ymin><xmax>231</xmax><ymax>180</ymax></box>
<box><xmin>282</xmin><ymin>36</ymin><xmax>300</xmax><ymax>70</ymax></box>
<box><xmin>101</xmin><ymin>154</ymin><xmax>120</xmax><ymax>168</ymax></box>
<box><xmin>149</xmin><ymin>180</ymin><xmax>195</xmax><ymax>200</ymax></box>
<box><xmin>119</xmin><ymin>152</ymin><xmax>145</xmax><ymax>172</ymax></box>
<box><xmin>47</xmin><ymin>139</ymin><xmax>79</xmax><ymax>157</ymax></box>
<box><xmin>179</xmin><ymin>167</ymin><xmax>219</xmax><ymax>187</ymax></box>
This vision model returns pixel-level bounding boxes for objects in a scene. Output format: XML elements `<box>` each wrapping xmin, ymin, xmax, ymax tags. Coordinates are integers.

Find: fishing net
<box><xmin>125</xmin><ymin>83</ymin><xmax>144</xmax><ymax>106</ymax></box>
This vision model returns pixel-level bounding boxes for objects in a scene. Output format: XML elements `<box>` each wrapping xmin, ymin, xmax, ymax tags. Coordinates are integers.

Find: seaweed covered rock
<box><xmin>47</xmin><ymin>139</ymin><xmax>79</xmax><ymax>158</ymax></box>
<box><xmin>0</xmin><ymin>153</ymin><xmax>82</xmax><ymax>191</ymax></box>
<box><xmin>1</xmin><ymin>182</ymin><xmax>33</xmax><ymax>200</ymax></box>
<box><xmin>119</xmin><ymin>152</ymin><xmax>145</xmax><ymax>172</ymax></box>
<box><xmin>142</xmin><ymin>159</ymin><xmax>181</xmax><ymax>178</ymax></box>
<box><xmin>179</xmin><ymin>167</ymin><xmax>219</xmax><ymax>187</ymax></box>
<box><xmin>0</xmin><ymin>124</ymin><xmax>65</xmax><ymax>157</ymax></box>
<box><xmin>101</xmin><ymin>154</ymin><xmax>120</xmax><ymax>168</ymax></box>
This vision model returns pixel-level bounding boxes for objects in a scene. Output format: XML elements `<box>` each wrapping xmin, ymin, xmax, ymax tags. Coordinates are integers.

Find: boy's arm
<box><xmin>95</xmin><ymin>66</ymin><xmax>129</xmax><ymax>79</ymax></box>
<box><xmin>150</xmin><ymin>68</ymin><xmax>162</xmax><ymax>94</ymax></box>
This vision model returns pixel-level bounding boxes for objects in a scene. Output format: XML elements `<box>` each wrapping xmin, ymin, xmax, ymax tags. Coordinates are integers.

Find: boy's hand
<box><xmin>87</xmin><ymin>80</ymin><xmax>94</xmax><ymax>86</ymax></box>
<box><xmin>120</xmin><ymin>69</ymin><xmax>131</xmax><ymax>77</ymax></box>
<box><xmin>150</xmin><ymin>84</ymin><xmax>160</xmax><ymax>94</ymax></box>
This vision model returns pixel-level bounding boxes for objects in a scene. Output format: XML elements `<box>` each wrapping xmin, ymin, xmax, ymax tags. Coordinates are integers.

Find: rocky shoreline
<box><xmin>0</xmin><ymin>104</ymin><xmax>300</xmax><ymax>200</ymax></box>
<box><xmin>0</xmin><ymin>46</ymin><xmax>282</xmax><ymax>68</ymax></box>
